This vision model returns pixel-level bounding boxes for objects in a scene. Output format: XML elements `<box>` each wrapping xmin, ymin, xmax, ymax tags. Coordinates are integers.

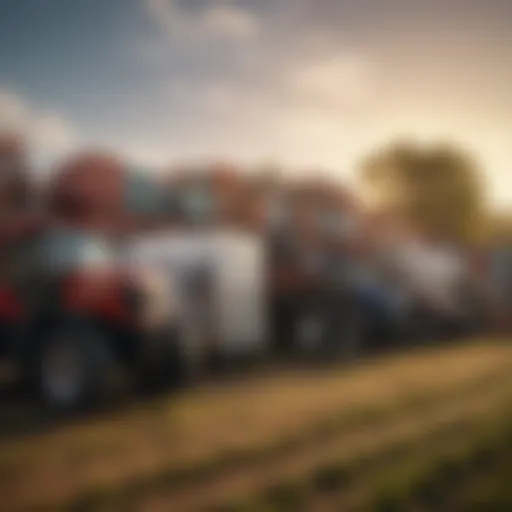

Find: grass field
<box><xmin>0</xmin><ymin>338</ymin><xmax>511</xmax><ymax>511</ymax></box>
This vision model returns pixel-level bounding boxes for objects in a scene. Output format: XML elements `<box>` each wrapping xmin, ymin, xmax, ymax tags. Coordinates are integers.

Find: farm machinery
<box><xmin>0</xmin><ymin>150</ymin><xmax>187</xmax><ymax>411</ymax></box>
<box><xmin>0</xmin><ymin>140</ymin><xmax>496</xmax><ymax>411</ymax></box>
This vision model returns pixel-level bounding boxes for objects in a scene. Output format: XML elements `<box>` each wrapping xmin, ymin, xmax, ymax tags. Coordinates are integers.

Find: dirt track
<box><xmin>0</xmin><ymin>339</ymin><xmax>511</xmax><ymax>511</ymax></box>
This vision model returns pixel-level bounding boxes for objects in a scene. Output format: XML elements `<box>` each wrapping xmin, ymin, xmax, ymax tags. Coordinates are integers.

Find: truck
<box><xmin>162</xmin><ymin>168</ymin><xmax>366</xmax><ymax>357</ymax></box>
<box><xmin>124</xmin><ymin>228</ymin><xmax>268</xmax><ymax>375</ymax></box>
<box><xmin>0</xmin><ymin>145</ymin><xmax>490</xmax><ymax>412</ymax></box>
<box><xmin>0</xmin><ymin>150</ymin><xmax>193</xmax><ymax>412</ymax></box>
<box><xmin>368</xmin><ymin>215</ymin><xmax>485</xmax><ymax>341</ymax></box>
<box><xmin>257</xmin><ymin>176</ymin><xmax>365</xmax><ymax>357</ymax></box>
<box><xmin>0</xmin><ymin>151</ymin><xmax>269</xmax><ymax>411</ymax></box>
<box><xmin>246</xmin><ymin>174</ymin><xmax>414</xmax><ymax>358</ymax></box>
<box><xmin>162</xmin><ymin>167</ymin><xmax>417</xmax><ymax>358</ymax></box>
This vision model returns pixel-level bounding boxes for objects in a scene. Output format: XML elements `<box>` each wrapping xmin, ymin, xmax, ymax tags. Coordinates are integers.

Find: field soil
<box><xmin>0</xmin><ymin>338</ymin><xmax>511</xmax><ymax>511</ymax></box>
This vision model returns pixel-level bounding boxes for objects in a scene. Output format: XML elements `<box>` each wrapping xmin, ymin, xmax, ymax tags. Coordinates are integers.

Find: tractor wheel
<box><xmin>33</xmin><ymin>320</ymin><xmax>116</xmax><ymax>413</ymax></box>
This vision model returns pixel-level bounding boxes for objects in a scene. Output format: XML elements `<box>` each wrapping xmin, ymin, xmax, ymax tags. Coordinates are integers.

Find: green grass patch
<box><xmin>263</xmin><ymin>481</ymin><xmax>307</xmax><ymax>510</ymax></box>
<box><xmin>368</xmin><ymin>414</ymin><xmax>512</xmax><ymax>512</ymax></box>
<box><xmin>311</xmin><ymin>463</ymin><xmax>351</xmax><ymax>493</ymax></box>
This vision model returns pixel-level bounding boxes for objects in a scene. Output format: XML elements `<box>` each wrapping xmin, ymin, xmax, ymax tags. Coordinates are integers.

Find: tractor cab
<box><xmin>262</xmin><ymin>176</ymin><xmax>369</xmax><ymax>357</ymax></box>
<box><xmin>0</xmin><ymin>151</ymin><xmax>182</xmax><ymax>412</ymax></box>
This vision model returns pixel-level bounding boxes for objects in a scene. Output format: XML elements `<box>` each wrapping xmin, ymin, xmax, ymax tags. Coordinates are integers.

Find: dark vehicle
<box><xmin>0</xmin><ymin>151</ymin><xmax>181</xmax><ymax>412</ymax></box>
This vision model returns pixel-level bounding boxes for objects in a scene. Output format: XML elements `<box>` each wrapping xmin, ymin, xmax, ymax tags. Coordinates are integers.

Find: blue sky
<box><xmin>0</xmin><ymin>0</ymin><xmax>511</xmax><ymax>208</ymax></box>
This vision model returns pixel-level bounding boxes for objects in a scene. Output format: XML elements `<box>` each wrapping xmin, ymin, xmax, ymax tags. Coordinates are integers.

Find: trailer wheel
<box><xmin>292</xmin><ymin>293</ymin><xmax>366</xmax><ymax>361</ymax></box>
<box><xmin>34</xmin><ymin>321</ymin><xmax>115</xmax><ymax>413</ymax></box>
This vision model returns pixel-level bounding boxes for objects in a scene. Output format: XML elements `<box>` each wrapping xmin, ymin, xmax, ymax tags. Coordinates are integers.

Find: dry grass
<box><xmin>210</xmin><ymin>401</ymin><xmax>512</xmax><ymax>512</ymax></box>
<box><xmin>182</xmin><ymin>376</ymin><xmax>512</xmax><ymax>512</ymax></box>
<box><xmin>0</xmin><ymin>339</ymin><xmax>511</xmax><ymax>511</ymax></box>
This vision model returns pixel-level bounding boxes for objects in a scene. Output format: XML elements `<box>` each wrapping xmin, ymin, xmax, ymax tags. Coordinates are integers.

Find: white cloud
<box><xmin>121</xmin><ymin>142</ymin><xmax>173</xmax><ymax>169</ymax></box>
<box><xmin>145</xmin><ymin>0</ymin><xmax>258</xmax><ymax>44</ymax></box>
<box><xmin>195</xmin><ymin>83</ymin><xmax>271</xmax><ymax>118</ymax></box>
<box><xmin>0</xmin><ymin>89</ymin><xmax>79</xmax><ymax>169</ymax></box>
<box><xmin>32</xmin><ymin>113</ymin><xmax>78</xmax><ymax>154</ymax></box>
<box><xmin>158</xmin><ymin>50</ymin><xmax>376</xmax><ymax>175</ymax></box>
<box><xmin>0</xmin><ymin>89</ymin><xmax>176</xmax><ymax>173</ymax></box>
<box><xmin>167</xmin><ymin>49</ymin><xmax>374</xmax><ymax>121</ymax></box>
<box><xmin>0</xmin><ymin>90</ymin><xmax>31</xmax><ymax>132</ymax></box>
<box><xmin>201</xmin><ymin>3</ymin><xmax>258</xmax><ymax>39</ymax></box>
<box><xmin>283</xmin><ymin>53</ymin><xmax>373</xmax><ymax>112</ymax></box>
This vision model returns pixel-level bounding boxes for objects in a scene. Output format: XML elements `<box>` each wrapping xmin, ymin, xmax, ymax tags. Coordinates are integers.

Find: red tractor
<box><xmin>0</xmin><ymin>149</ymin><xmax>182</xmax><ymax>412</ymax></box>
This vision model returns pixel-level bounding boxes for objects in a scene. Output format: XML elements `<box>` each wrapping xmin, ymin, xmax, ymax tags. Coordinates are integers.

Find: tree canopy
<box><xmin>359</xmin><ymin>140</ymin><xmax>487</xmax><ymax>244</ymax></box>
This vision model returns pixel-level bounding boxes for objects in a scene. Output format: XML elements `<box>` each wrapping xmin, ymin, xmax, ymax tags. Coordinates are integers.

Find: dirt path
<box><xmin>137</xmin><ymin>372</ymin><xmax>512</xmax><ymax>511</ymax></box>
<box><xmin>0</xmin><ymin>340</ymin><xmax>511</xmax><ymax>511</ymax></box>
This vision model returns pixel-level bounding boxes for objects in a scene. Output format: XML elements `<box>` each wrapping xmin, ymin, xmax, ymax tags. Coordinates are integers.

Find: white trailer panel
<box><xmin>123</xmin><ymin>229</ymin><xmax>268</xmax><ymax>357</ymax></box>
<box><xmin>207</xmin><ymin>231</ymin><xmax>267</xmax><ymax>354</ymax></box>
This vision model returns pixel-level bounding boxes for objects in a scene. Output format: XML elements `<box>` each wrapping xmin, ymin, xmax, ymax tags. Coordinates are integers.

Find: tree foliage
<box><xmin>486</xmin><ymin>212</ymin><xmax>512</xmax><ymax>244</ymax></box>
<box><xmin>359</xmin><ymin>140</ymin><xmax>487</xmax><ymax>244</ymax></box>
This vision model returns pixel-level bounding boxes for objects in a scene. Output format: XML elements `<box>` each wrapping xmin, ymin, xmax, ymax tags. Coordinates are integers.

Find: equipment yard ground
<box><xmin>0</xmin><ymin>338</ymin><xmax>511</xmax><ymax>511</ymax></box>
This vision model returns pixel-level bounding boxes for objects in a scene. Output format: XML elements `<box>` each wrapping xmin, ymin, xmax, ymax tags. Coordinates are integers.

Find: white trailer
<box><xmin>123</xmin><ymin>229</ymin><xmax>268</xmax><ymax>372</ymax></box>
<box><xmin>393</xmin><ymin>241</ymin><xmax>466</xmax><ymax>314</ymax></box>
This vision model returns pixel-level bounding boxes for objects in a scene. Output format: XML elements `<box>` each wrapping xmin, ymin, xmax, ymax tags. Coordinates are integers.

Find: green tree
<box><xmin>486</xmin><ymin>212</ymin><xmax>512</xmax><ymax>244</ymax></box>
<box><xmin>359</xmin><ymin>140</ymin><xmax>487</xmax><ymax>244</ymax></box>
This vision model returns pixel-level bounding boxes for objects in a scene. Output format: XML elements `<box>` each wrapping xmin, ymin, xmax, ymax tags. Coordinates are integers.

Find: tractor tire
<box><xmin>292</xmin><ymin>290</ymin><xmax>366</xmax><ymax>361</ymax></box>
<box><xmin>32</xmin><ymin>320</ymin><xmax>116</xmax><ymax>413</ymax></box>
